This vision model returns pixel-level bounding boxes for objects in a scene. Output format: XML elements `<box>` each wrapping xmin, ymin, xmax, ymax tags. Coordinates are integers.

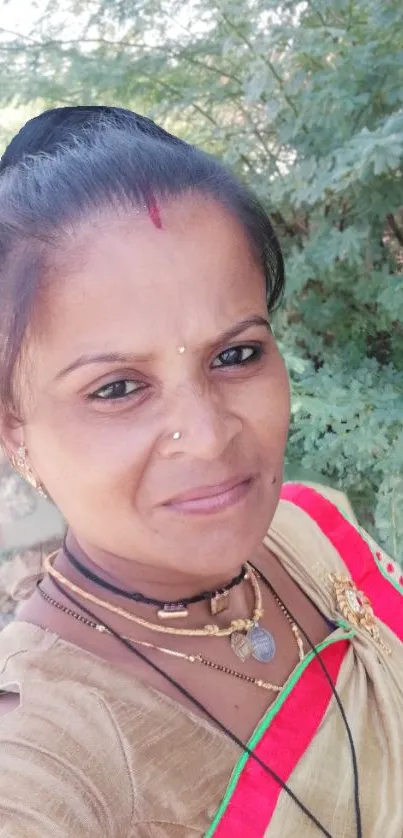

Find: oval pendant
<box><xmin>247</xmin><ymin>625</ymin><xmax>276</xmax><ymax>663</ymax></box>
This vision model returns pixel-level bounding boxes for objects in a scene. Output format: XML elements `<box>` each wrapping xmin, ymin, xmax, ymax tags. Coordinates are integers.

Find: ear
<box><xmin>0</xmin><ymin>416</ymin><xmax>24</xmax><ymax>464</ymax></box>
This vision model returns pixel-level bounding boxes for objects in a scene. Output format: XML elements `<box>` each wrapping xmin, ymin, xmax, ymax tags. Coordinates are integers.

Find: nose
<box><xmin>160</xmin><ymin>383</ymin><xmax>242</xmax><ymax>461</ymax></box>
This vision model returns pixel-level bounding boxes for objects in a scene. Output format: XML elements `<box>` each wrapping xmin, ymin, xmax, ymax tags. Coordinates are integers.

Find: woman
<box><xmin>0</xmin><ymin>106</ymin><xmax>402</xmax><ymax>838</ymax></box>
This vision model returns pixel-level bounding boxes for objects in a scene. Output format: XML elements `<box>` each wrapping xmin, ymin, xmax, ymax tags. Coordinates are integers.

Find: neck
<box><xmin>58</xmin><ymin>530</ymin><xmax>250</xmax><ymax>621</ymax></box>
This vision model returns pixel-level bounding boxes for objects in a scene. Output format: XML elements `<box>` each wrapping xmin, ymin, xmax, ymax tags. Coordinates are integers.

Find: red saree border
<box><xmin>207</xmin><ymin>636</ymin><xmax>350</xmax><ymax>837</ymax></box>
<box><xmin>281</xmin><ymin>482</ymin><xmax>403</xmax><ymax>643</ymax></box>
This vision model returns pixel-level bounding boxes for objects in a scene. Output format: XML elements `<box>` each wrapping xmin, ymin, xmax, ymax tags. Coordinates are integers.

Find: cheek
<box><xmin>27</xmin><ymin>401</ymin><xmax>153</xmax><ymax>500</ymax></box>
<box><xmin>243</xmin><ymin>359</ymin><xmax>290</xmax><ymax>454</ymax></box>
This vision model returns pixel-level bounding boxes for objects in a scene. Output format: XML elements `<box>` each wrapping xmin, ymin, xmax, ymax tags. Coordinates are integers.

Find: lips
<box><xmin>163</xmin><ymin>475</ymin><xmax>255</xmax><ymax>514</ymax></box>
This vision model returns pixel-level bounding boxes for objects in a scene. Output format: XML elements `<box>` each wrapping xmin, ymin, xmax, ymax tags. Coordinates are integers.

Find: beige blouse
<box><xmin>0</xmin><ymin>487</ymin><xmax>402</xmax><ymax>837</ymax></box>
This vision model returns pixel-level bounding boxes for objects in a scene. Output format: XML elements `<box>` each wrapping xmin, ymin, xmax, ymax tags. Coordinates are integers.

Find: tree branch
<box><xmin>0</xmin><ymin>26</ymin><xmax>39</xmax><ymax>43</ymax></box>
<box><xmin>0</xmin><ymin>32</ymin><xmax>243</xmax><ymax>91</ymax></box>
<box><xmin>217</xmin><ymin>11</ymin><xmax>299</xmax><ymax>119</ymax></box>
<box><xmin>387</xmin><ymin>213</ymin><xmax>403</xmax><ymax>247</ymax></box>
<box><xmin>304</xmin><ymin>0</ymin><xmax>327</xmax><ymax>27</ymax></box>
<box><xmin>171</xmin><ymin>49</ymin><xmax>242</xmax><ymax>86</ymax></box>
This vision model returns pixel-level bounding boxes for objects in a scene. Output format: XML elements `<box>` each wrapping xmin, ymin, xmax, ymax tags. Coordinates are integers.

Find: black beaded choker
<box><xmin>62</xmin><ymin>537</ymin><xmax>247</xmax><ymax>618</ymax></box>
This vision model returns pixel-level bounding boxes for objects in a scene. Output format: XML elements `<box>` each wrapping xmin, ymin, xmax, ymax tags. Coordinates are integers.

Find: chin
<box><xmin>167</xmin><ymin>501</ymin><xmax>274</xmax><ymax>576</ymax></box>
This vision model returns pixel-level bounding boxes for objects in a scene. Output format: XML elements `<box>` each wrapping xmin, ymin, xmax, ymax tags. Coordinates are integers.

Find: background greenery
<box><xmin>1</xmin><ymin>0</ymin><xmax>402</xmax><ymax>556</ymax></box>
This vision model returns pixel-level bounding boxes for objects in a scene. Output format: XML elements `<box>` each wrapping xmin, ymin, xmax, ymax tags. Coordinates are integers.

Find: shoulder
<box><xmin>0</xmin><ymin>622</ymin><xmax>125</xmax><ymax>752</ymax></box>
<box><xmin>279</xmin><ymin>480</ymin><xmax>358</xmax><ymax>524</ymax></box>
<box><xmin>0</xmin><ymin>622</ymin><xmax>134</xmax><ymax>835</ymax></box>
<box><xmin>0</xmin><ymin>621</ymin><xmax>131</xmax><ymax>744</ymax></box>
<box><xmin>0</xmin><ymin>621</ymin><xmax>58</xmax><ymax>715</ymax></box>
<box><xmin>302</xmin><ymin>481</ymin><xmax>359</xmax><ymax>524</ymax></box>
<box><xmin>274</xmin><ymin>481</ymin><xmax>403</xmax><ymax>644</ymax></box>
<box><xmin>278</xmin><ymin>480</ymin><xmax>398</xmax><ymax>575</ymax></box>
<box><xmin>275</xmin><ymin>480</ymin><xmax>396</xmax><ymax>577</ymax></box>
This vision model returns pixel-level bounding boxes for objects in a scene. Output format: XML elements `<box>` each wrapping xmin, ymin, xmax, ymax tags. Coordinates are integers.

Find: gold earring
<box><xmin>12</xmin><ymin>444</ymin><xmax>27</xmax><ymax>473</ymax></box>
<box><xmin>11</xmin><ymin>444</ymin><xmax>47</xmax><ymax>498</ymax></box>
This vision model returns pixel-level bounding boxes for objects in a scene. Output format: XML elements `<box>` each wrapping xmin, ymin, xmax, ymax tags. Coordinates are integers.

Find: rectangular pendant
<box><xmin>157</xmin><ymin>604</ymin><xmax>189</xmax><ymax>620</ymax></box>
<box><xmin>210</xmin><ymin>590</ymin><xmax>229</xmax><ymax>615</ymax></box>
<box><xmin>230</xmin><ymin>631</ymin><xmax>252</xmax><ymax>661</ymax></box>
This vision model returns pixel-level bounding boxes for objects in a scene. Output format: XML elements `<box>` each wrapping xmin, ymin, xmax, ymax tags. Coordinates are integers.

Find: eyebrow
<box><xmin>54</xmin><ymin>315</ymin><xmax>270</xmax><ymax>381</ymax></box>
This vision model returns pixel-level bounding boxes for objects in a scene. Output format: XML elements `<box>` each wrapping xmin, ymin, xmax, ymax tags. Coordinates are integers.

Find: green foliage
<box><xmin>1</xmin><ymin>0</ymin><xmax>402</xmax><ymax>555</ymax></box>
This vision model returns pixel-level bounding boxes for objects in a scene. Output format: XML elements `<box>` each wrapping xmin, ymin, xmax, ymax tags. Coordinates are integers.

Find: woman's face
<box><xmin>13</xmin><ymin>196</ymin><xmax>290</xmax><ymax>575</ymax></box>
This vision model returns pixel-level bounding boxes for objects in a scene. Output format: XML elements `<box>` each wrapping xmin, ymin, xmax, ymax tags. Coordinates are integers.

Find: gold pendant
<box><xmin>211</xmin><ymin>590</ymin><xmax>229</xmax><ymax>615</ymax></box>
<box><xmin>330</xmin><ymin>574</ymin><xmax>391</xmax><ymax>655</ymax></box>
<box><xmin>230</xmin><ymin>631</ymin><xmax>253</xmax><ymax>661</ymax></box>
<box><xmin>157</xmin><ymin>604</ymin><xmax>189</xmax><ymax>620</ymax></box>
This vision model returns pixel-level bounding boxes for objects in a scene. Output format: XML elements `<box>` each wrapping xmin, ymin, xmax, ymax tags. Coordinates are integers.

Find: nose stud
<box><xmin>172</xmin><ymin>431</ymin><xmax>181</xmax><ymax>441</ymax></box>
<box><xmin>178</xmin><ymin>346</ymin><xmax>186</xmax><ymax>355</ymax></box>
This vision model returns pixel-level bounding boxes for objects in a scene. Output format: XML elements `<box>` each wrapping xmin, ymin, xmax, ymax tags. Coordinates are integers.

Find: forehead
<box><xmin>37</xmin><ymin>195</ymin><xmax>267</xmax><ymax>357</ymax></box>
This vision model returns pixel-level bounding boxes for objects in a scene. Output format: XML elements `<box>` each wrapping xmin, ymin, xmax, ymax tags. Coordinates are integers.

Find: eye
<box><xmin>88</xmin><ymin>379</ymin><xmax>145</xmax><ymax>401</ymax></box>
<box><xmin>211</xmin><ymin>344</ymin><xmax>262</xmax><ymax>368</ymax></box>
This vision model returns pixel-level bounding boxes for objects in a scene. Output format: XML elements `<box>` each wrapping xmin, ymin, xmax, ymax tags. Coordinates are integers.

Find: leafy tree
<box><xmin>1</xmin><ymin>0</ymin><xmax>402</xmax><ymax>554</ymax></box>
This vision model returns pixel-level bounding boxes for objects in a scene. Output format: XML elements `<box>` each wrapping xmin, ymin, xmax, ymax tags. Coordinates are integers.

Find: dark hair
<box><xmin>0</xmin><ymin>105</ymin><xmax>284</xmax><ymax>421</ymax></box>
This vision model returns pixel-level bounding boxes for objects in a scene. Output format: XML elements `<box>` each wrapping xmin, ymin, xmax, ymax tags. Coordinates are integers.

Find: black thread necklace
<box><xmin>62</xmin><ymin>537</ymin><xmax>246</xmax><ymax>614</ymax></box>
<box><xmin>47</xmin><ymin>565</ymin><xmax>362</xmax><ymax>838</ymax></box>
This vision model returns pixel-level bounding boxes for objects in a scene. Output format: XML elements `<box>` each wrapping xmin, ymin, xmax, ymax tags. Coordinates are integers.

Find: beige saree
<box><xmin>0</xmin><ymin>482</ymin><xmax>402</xmax><ymax>837</ymax></box>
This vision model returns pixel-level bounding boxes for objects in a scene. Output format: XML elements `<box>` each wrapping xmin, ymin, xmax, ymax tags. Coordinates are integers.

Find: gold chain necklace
<box><xmin>43</xmin><ymin>551</ymin><xmax>305</xmax><ymax>664</ymax></box>
<box><xmin>43</xmin><ymin>551</ymin><xmax>262</xmax><ymax>637</ymax></box>
<box><xmin>37</xmin><ymin>583</ymin><xmax>283</xmax><ymax>693</ymax></box>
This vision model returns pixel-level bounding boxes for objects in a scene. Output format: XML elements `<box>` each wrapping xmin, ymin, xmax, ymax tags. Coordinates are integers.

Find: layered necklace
<box><xmin>37</xmin><ymin>584</ymin><xmax>281</xmax><ymax>693</ymax></box>
<box><xmin>40</xmin><ymin>545</ymin><xmax>362</xmax><ymax>838</ymax></box>
<box><xmin>42</xmin><ymin>548</ymin><xmax>305</xmax><ymax>692</ymax></box>
<box><xmin>62</xmin><ymin>537</ymin><xmax>248</xmax><ymax>619</ymax></box>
